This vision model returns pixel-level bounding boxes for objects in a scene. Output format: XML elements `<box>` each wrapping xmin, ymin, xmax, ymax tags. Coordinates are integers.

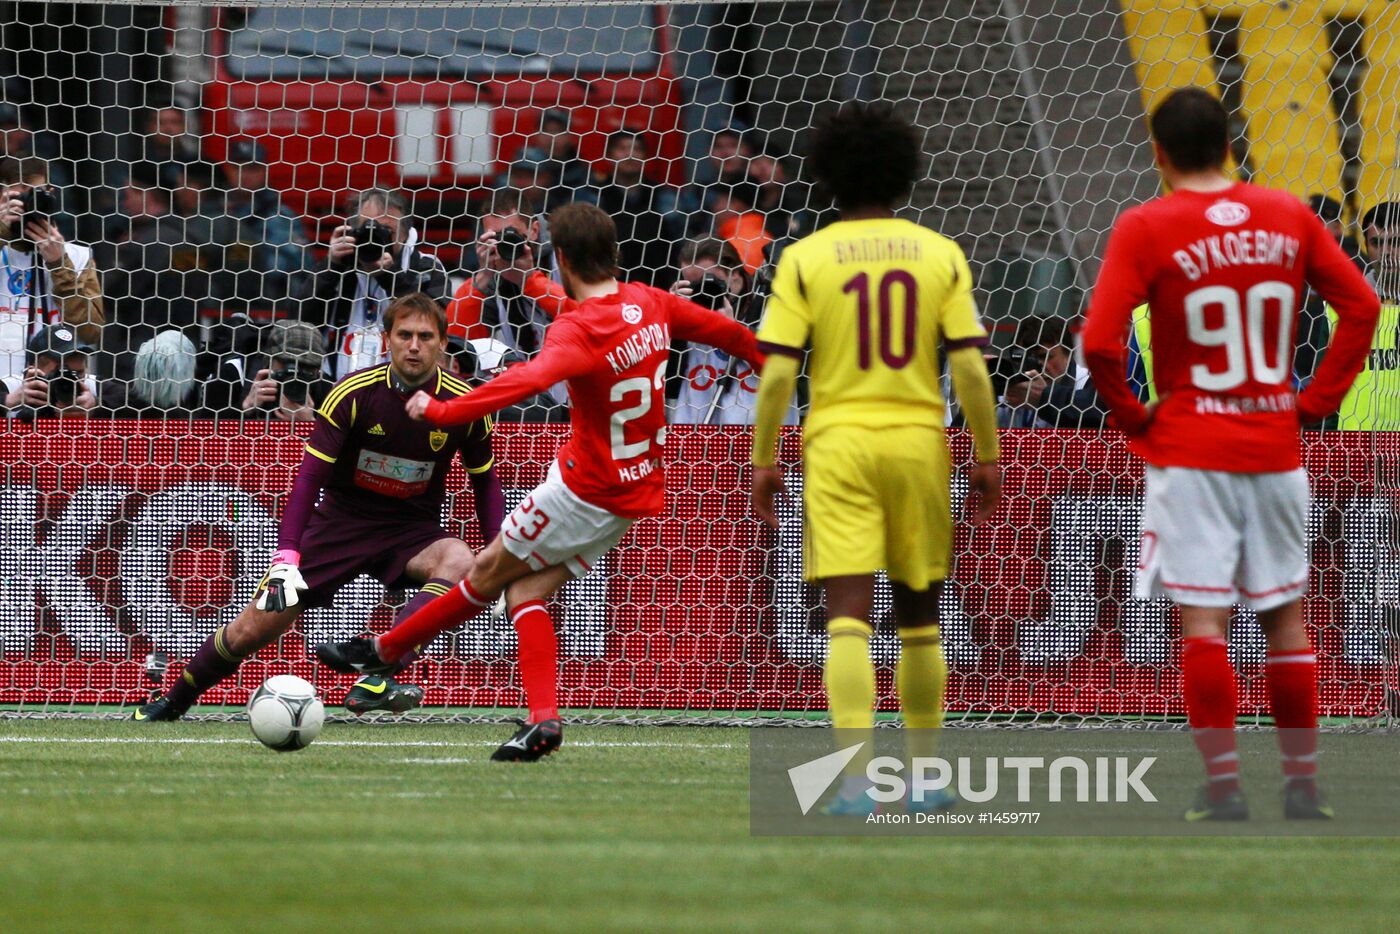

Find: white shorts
<box><xmin>500</xmin><ymin>461</ymin><xmax>633</xmax><ymax>578</ymax></box>
<box><xmin>1135</xmin><ymin>466</ymin><xmax>1310</xmax><ymax>611</ymax></box>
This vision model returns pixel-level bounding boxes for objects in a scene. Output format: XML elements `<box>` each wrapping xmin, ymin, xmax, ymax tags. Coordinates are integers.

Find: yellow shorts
<box><xmin>802</xmin><ymin>424</ymin><xmax>951</xmax><ymax>590</ymax></box>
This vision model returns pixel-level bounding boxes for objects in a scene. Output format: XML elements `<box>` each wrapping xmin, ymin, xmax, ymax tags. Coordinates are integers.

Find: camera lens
<box><xmin>687</xmin><ymin>275</ymin><xmax>730</xmax><ymax>311</ymax></box>
<box><xmin>351</xmin><ymin>220</ymin><xmax>393</xmax><ymax>264</ymax></box>
<box><xmin>496</xmin><ymin>227</ymin><xmax>528</xmax><ymax>263</ymax></box>
<box><xmin>282</xmin><ymin>380</ymin><xmax>309</xmax><ymax>404</ymax></box>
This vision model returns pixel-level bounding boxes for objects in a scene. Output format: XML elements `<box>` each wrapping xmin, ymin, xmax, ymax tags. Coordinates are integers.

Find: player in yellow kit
<box><xmin>750</xmin><ymin>103</ymin><xmax>1002</xmax><ymax>815</ymax></box>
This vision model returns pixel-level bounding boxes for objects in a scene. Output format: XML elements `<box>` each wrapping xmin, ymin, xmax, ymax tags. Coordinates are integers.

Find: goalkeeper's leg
<box><xmin>135</xmin><ymin>603</ymin><xmax>301</xmax><ymax>721</ymax></box>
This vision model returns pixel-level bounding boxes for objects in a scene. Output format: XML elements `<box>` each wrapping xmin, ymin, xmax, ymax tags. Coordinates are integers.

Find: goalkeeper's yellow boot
<box><xmin>131</xmin><ymin>692</ymin><xmax>189</xmax><ymax>722</ymax></box>
<box><xmin>344</xmin><ymin>675</ymin><xmax>424</xmax><ymax>716</ymax></box>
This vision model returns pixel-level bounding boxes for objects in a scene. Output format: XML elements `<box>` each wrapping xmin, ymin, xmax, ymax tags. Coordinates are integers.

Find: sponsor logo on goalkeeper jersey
<box><xmin>352</xmin><ymin>449</ymin><xmax>435</xmax><ymax>498</ymax></box>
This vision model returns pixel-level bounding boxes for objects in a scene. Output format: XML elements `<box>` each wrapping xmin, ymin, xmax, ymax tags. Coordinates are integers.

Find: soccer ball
<box><xmin>246</xmin><ymin>675</ymin><xmax>325</xmax><ymax>751</ymax></box>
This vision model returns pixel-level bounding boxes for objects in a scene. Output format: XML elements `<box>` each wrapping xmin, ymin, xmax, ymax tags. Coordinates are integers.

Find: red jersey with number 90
<box><xmin>423</xmin><ymin>280</ymin><xmax>764</xmax><ymax>517</ymax></box>
<box><xmin>1083</xmin><ymin>182</ymin><xmax>1379</xmax><ymax>472</ymax></box>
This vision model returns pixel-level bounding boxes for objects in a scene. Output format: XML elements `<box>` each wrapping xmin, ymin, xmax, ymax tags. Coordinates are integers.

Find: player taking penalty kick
<box><xmin>1083</xmin><ymin>88</ymin><xmax>1380</xmax><ymax>820</ymax></box>
<box><xmin>749</xmin><ymin>103</ymin><xmax>1002</xmax><ymax>816</ymax></box>
<box><xmin>317</xmin><ymin>203</ymin><xmax>765</xmax><ymax>761</ymax></box>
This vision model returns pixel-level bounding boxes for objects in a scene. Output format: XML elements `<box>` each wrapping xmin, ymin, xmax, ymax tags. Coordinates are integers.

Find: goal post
<box><xmin>0</xmin><ymin>0</ymin><xmax>1395</xmax><ymax>723</ymax></box>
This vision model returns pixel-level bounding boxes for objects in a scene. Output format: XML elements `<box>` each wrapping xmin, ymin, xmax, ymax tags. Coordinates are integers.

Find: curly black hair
<box><xmin>807</xmin><ymin>102</ymin><xmax>921</xmax><ymax>211</ymax></box>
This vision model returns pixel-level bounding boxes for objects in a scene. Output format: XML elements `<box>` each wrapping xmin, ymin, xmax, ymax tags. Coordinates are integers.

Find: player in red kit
<box><xmin>317</xmin><ymin>202</ymin><xmax>765</xmax><ymax>759</ymax></box>
<box><xmin>1083</xmin><ymin>88</ymin><xmax>1380</xmax><ymax>821</ymax></box>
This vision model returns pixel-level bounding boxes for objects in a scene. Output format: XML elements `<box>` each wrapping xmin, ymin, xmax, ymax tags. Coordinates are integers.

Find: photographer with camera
<box><xmin>0</xmin><ymin>158</ymin><xmax>103</xmax><ymax>391</ymax></box>
<box><xmin>3</xmin><ymin>324</ymin><xmax>97</xmax><ymax>417</ymax></box>
<box><xmin>313</xmin><ymin>187</ymin><xmax>450</xmax><ymax>380</ymax></box>
<box><xmin>445</xmin><ymin>189</ymin><xmax>569</xmax><ymax>419</ymax></box>
<box><xmin>239</xmin><ymin>320</ymin><xmax>333</xmax><ymax>421</ymax></box>
<box><xmin>668</xmin><ymin>238</ymin><xmax>795</xmax><ymax>425</ymax></box>
<box><xmin>992</xmin><ymin>315</ymin><xmax>1106</xmax><ymax>429</ymax></box>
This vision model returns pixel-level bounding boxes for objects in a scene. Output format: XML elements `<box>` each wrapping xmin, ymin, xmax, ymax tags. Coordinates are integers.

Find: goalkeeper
<box><xmin>133</xmin><ymin>293</ymin><xmax>503</xmax><ymax>721</ymax></box>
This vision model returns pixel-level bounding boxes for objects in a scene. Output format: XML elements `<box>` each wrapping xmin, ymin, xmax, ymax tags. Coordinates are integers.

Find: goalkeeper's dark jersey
<box><xmin>304</xmin><ymin>364</ymin><xmax>494</xmax><ymax>525</ymax></box>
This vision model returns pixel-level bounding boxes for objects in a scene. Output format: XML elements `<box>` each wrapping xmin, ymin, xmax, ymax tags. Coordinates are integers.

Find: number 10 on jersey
<box><xmin>844</xmin><ymin>270</ymin><xmax>918</xmax><ymax>370</ymax></box>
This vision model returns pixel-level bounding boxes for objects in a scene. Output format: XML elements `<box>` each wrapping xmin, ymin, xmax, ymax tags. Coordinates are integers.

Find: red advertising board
<box><xmin>1</xmin><ymin>422</ymin><xmax>1393</xmax><ymax>717</ymax></box>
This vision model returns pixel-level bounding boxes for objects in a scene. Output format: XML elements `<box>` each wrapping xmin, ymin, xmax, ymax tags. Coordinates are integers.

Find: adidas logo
<box><xmin>368</xmin><ymin>424</ymin><xmax>386</xmax><ymax>436</ymax></box>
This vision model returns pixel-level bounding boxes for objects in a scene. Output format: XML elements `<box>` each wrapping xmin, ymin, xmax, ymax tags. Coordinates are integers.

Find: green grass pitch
<box><xmin>3</xmin><ymin>718</ymin><xmax>1399</xmax><ymax>933</ymax></box>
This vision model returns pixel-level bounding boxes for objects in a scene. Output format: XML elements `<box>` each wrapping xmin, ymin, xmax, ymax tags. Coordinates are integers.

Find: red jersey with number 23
<box><xmin>423</xmin><ymin>280</ymin><xmax>765</xmax><ymax>518</ymax></box>
<box><xmin>1083</xmin><ymin>182</ymin><xmax>1379</xmax><ymax>473</ymax></box>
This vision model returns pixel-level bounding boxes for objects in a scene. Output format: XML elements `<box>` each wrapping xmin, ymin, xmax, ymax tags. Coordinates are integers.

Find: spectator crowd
<box><xmin>2</xmin><ymin>95</ymin><xmax>1397</xmax><ymax>431</ymax></box>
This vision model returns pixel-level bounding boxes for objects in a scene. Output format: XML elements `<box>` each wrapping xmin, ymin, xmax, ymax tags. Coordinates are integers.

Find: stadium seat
<box><xmin>1238</xmin><ymin>0</ymin><xmax>1343</xmax><ymax>198</ymax></box>
<box><xmin>1118</xmin><ymin>0</ymin><xmax>1220</xmax><ymax>115</ymax></box>
<box><xmin>1357</xmin><ymin>2</ymin><xmax>1400</xmax><ymax>210</ymax></box>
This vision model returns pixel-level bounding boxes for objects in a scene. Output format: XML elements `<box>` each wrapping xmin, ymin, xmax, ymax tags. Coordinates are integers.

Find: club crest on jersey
<box><xmin>429</xmin><ymin>429</ymin><xmax>448</xmax><ymax>452</ymax></box>
<box><xmin>1205</xmin><ymin>201</ymin><xmax>1250</xmax><ymax>227</ymax></box>
<box><xmin>622</xmin><ymin>303</ymin><xmax>643</xmax><ymax>324</ymax></box>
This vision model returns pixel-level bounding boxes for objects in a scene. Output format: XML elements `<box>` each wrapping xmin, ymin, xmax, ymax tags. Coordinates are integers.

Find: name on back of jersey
<box><xmin>606</xmin><ymin>321</ymin><xmax>671</xmax><ymax>374</ymax></box>
<box><xmin>1195</xmin><ymin>391</ymin><xmax>1297</xmax><ymax>416</ymax></box>
<box><xmin>1172</xmin><ymin>229</ymin><xmax>1300</xmax><ymax>282</ymax></box>
<box><xmin>617</xmin><ymin>456</ymin><xmax>660</xmax><ymax>484</ymax></box>
<box><xmin>832</xmin><ymin>236</ymin><xmax>925</xmax><ymax>264</ymax></box>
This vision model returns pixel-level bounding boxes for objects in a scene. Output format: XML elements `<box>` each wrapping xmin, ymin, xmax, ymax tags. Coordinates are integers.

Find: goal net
<box><xmin>1</xmin><ymin>0</ymin><xmax>1396</xmax><ymax>723</ymax></box>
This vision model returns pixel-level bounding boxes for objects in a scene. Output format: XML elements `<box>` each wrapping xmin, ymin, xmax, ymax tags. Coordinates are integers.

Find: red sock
<box><xmin>511</xmin><ymin>600</ymin><xmax>559</xmax><ymax>723</ymax></box>
<box><xmin>1266</xmin><ymin>648</ymin><xmax>1318</xmax><ymax>793</ymax></box>
<box><xmin>1182</xmin><ymin>636</ymin><xmax>1240</xmax><ymax>800</ymax></box>
<box><xmin>378</xmin><ymin>578</ymin><xmax>493</xmax><ymax>663</ymax></box>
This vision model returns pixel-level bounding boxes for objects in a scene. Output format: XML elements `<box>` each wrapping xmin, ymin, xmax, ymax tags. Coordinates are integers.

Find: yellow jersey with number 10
<box><xmin>756</xmin><ymin>217</ymin><xmax>987</xmax><ymax>439</ymax></box>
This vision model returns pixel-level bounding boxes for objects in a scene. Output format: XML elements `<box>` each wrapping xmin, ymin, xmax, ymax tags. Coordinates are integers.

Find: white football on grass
<box><xmin>247</xmin><ymin>675</ymin><xmax>325</xmax><ymax>751</ymax></box>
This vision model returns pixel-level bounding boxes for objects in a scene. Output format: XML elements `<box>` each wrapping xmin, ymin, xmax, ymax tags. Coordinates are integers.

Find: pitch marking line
<box><xmin>0</xmin><ymin>736</ymin><xmax>737</xmax><ymax>749</ymax></box>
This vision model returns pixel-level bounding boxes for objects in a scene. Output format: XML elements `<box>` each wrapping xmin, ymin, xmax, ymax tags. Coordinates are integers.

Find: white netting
<box><xmin>0</xmin><ymin>0</ymin><xmax>1396</xmax><ymax>723</ymax></box>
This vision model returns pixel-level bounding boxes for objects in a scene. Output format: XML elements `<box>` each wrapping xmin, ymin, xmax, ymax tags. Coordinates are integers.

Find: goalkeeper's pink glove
<box><xmin>256</xmin><ymin>549</ymin><xmax>307</xmax><ymax>613</ymax></box>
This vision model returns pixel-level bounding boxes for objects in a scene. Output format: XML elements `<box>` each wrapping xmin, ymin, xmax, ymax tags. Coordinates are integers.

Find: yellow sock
<box><xmin>825</xmin><ymin>617</ymin><xmax>875</xmax><ymax>777</ymax></box>
<box><xmin>897</xmin><ymin>624</ymin><xmax>947</xmax><ymax>759</ymax></box>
